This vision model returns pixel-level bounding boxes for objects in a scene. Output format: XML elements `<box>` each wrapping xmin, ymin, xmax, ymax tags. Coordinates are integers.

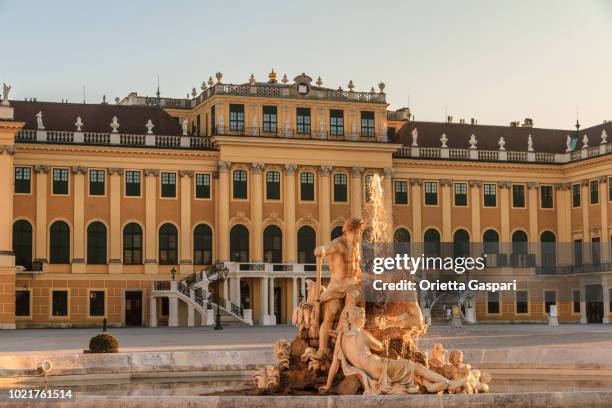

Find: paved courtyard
<box><xmin>2</xmin><ymin>324</ymin><xmax>612</xmax><ymax>355</ymax></box>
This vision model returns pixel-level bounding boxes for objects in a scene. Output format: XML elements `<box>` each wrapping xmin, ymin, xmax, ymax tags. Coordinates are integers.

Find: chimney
<box><xmin>447</xmin><ymin>115</ymin><xmax>453</xmax><ymax>123</ymax></box>
<box><xmin>459</xmin><ymin>118</ymin><xmax>465</xmax><ymax>124</ymax></box>
<box><xmin>470</xmin><ymin>118</ymin><xmax>475</xmax><ymax>125</ymax></box>
<box><xmin>510</xmin><ymin>121</ymin><xmax>519</xmax><ymax>127</ymax></box>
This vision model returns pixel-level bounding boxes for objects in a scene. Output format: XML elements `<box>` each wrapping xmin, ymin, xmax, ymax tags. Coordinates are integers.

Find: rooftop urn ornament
<box><xmin>2</xmin><ymin>82</ymin><xmax>11</xmax><ymax>105</ymax></box>
<box><xmin>75</xmin><ymin>116</ymin><xmax>83</xmax><ymax>131</ymax></box>
<box><xmin>347</xmin><ymin>80</ymin><xmax>355</xmax><ymax>91</ymax></box>
<box><xmin>35</xmin><ymin>111</ymin><xmax>45</xmax><ymax>130</ymax></box>
<box><xmin>469</xmin><ymin>134</ymin><xmax>478</xmax><ymax>149</ymax></box>
<box><xmin>601</xmin><ymin>130</ymin><xmax>608</xmax><ymax>144</ymax></box>
<box><xmin>110</xmin><ymin>116</ymin><xmax>119</xmax><ymax>133</ymax></box>
<box><xmin>378</xmin><ymin>81</ymin><xmax>385</xmax><ymax>93</ymax></box>
<box><xmin>191</xmin><ymin>87</ymin><xmax>197</xmax><ymax>97</ymax></box>
<box><xmin>268</xmin><ymin>68</ymin><xmax>278</xmax><ymax>84</ymax></box>
<box><xmin>370</xmin><ymin>87</ymin><xmax>375</xmax><ymax>94</ymax></box>
<box><xmin>316</xmin><ymin>76</ymin><xmax>323</xmax><ymax>86</ymax></box>
<box><xmin>566</xmin><ymin>135</ymin><xmax>572</xmax><ymax>152</ymax></box>
<box><xmin>201</xmin><ymin>81</ymin><xmax>207</xmax><ymax>91</ymax></box>
<box><xmin>145</xmin><ymin>119</ymin><xmax>154</xmax><ymax>134</ymax></box>
<box><xmin>207</xmin><ymin>76</ymin><xmax>214</xmax><ymax>87</ymax></box>
<box><xmin>498</xmin><ymin>136</ymin><xmax>506</xmax><ymax>151</ymax></box>
<box><xmin>182</xmin><ymin>118</ymin><xmax>188</xmax><ymax>136</ymax></box>
<box><xmin>411</xmin><ymin>127</ymin><xmax>418</xmax><ymax>147</ymax></box>
<box><xmin>527</xmin><ymin>135</ymin><xmax>534</xmax><ymax>152</ymax></box>
<box><xmin>582</xmin><ymin>134</ymin><xmax>589</xmax><ymax>149</ymax></box>
<box><xmin>440</xmin><ymin>133</ymin><xmax>448</xmax><ymax>148</ymax></box>
<box><xmin>215</xmin><ymin>71</ymin><xmax>223</xmax><ymax>83</ymax></box>
<box><xmin>249</xmin><ymin>73</ymin><xmax>256</xmax><ymax>85</ymax></box>
<box><xmin>114</xmin><ymin>97</ymin><xmax>120</xmax><ymax>104</ymax></box>
<box><xmin>281</xmin><ymin>74</ymin><xmax>289</xmax><ymax>84</ymax></box>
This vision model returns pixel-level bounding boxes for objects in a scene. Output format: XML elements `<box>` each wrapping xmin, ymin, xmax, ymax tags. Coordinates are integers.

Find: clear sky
<box><xmin>2</xmin><ymin>0</ymin><xmax>611</xmax><ymax>129</ymax></box>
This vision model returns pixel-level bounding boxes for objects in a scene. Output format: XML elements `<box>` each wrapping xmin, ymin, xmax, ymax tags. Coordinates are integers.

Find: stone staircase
<box><xmin>429</xmin><ymin>291</ymin><xmax>456</xmax><ymax>324</ymax></box>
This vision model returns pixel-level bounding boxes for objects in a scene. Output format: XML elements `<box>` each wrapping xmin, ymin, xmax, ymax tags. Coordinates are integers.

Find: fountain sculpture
<box><xmin>254</xmin><ymin>174</ymin><xmax>491</xmax><ymax>395</ymax></box>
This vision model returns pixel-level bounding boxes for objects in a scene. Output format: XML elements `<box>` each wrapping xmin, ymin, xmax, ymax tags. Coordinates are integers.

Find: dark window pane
<box><xmin>50</xmin><ymin>221</ymin><xmax>70</xmax><ymax>264</ymax></box>
<box><xmin>123</xmin><ymin>223</ymin><xmax>143</xmax><ymax>264</ymax></box>
<box><xmin>590</xmin><ymin>180</ymin><xmax>599</xmax><ymax>204</ymax></box>
<box><xmin>193</xmin><ymin>224</ymin><xmax>213</xmax><ymax>265</ymax></box>
<box><xmin>394</xmin><ymin>181</ymin><xmax>408</xmax><ymax>204</ymax></box>
<box><xmin>541</xmin><ymin>185</ymin><xmax>553</xmax><ymax>208</ymax></box>
<box><xmin>297</xmin><ymin>226</ymin><xmax>316</xmax><ymax>263</ymax></box>
<box><xmin>333</xmin><ymin>173</ymin><xmax>347</xmax><ymax>202</ymax></box>
<box><xmin>266</xmin><ymin>171</ymin><xmax>280</xmax><ymax>200</ymax></box>
<box><xmin>516</xmin><ymin>291</ymin><xmax>528</xmax><ymax>314</ymax></box>
<box><xmin>296</xmin><ymin>108</ymin><xmax>311</xmax><ymax>135</ymax></box>
<box><xmin>544</xmin><ymin>291</ymin><xmax>556</xmax><ymax>314</ymax></box>
<box><xmin>230</xmin><ymin>225</ymin><xmax>249</xmax><ymax>262</ymax></box>
<box><xmin>360</xmin><ymin>111</ymin><xmax>375</xmax><ymax>137</ymax></box>
<box><xmin>512</xmin><ymin>184</ymin><xmax>525</xmax><ymax>208</ymax></box>
<box><xmin>263</xmin><ymin>106</ymin><xmax>277</xmax><ymax>133</ymax></box>
<box><xmin>125</xmin><ymin>171</ymin><xmax>141</xmax><ymax>197</ymax></box>
<box><xmin>424</xmin><ymin>182</ymin><xmax>438</xmax><ymax>205</ymax></box>
<box><xmin>52</xmin><ymin>168</ymin><xmax>69</xmax><ymax>195</ymax></box>
<box><xmin>573</xmin><ymin>290</ymin><xmax>581</xmax><ymax>314</ymax></box>
<box><xmin>454</xmin><ymin>183</ymin><xmax>467</xmax><ymax>206</ymax></box>
<box><xmin>330</xmin><ymin>109</ymin><xmax>344</xmax><ymax>136</ymax></box>
<box><xmin>572</xmin><ymin>184</ymin><xmax>581</xmax><ymax>207</ymax></box>
<box><xmin>487</xmin><ymin>292</ymin><xmax>500</xmax><ymax>314</ymax></box>
<box><xmin>229</xmin><ymin>104</ymin><xmax>245</xmax><ymax>132</ymax></box>
<box><xmin>13</xmin><ymin>220</ymin><xmax>32</xmax><ymax>270</ymax></box>
<box><xmin>89</xmin><ymin>291</ymin><xmax>105</xmax><ymax>316</ymax></box>
<box><xmin>15</xmin><ymin>290</ymin><xmax>30</xmax><ymax>317</ymax></box>
<box><xmin>300</xmin><ymin>172</ymin><xmax>314</xmax><ymax>201</ymax></box>
<box><xmin>161</xmin><ymin>172</ymin><xmax>176</xmax><ymax>198</ymax></box>
<box><xmin>195</xmin><ymin>173</ymin><xmax>211</xmax><ymax>199</ymax></box>
<box><xmin>52</xmin><ymin>290</ymin><xmax>68</xmax><ymax>316</ymax></box>
<box><xmin>263</xmin><ymin>225</ymin><xmax>282</xmax><ymax>263</ymax></box>
<box><xmin>14</xmin><ymin>167</ymin><xmax>31</xmax><ymax>194</ymax></box>
<box><xmin>89</xmin><ymin>170</ymin><xmax>105</xmax><ymax>196</ymax></box>
<box><xmin>87</xmin><ymin>222</ymin><xmax>107</xmax><ymax>264</ymax></box>
<box><xmin>233</xmin><ymin>170</ymin><xmax>247</xmax><ymax>199</ymax></box>
<box><xmin>484</xmin><ymin>184</ymin><xmax>496</xmax><ymax>207</ymax></box>
<box><xmin>159</xmin><ymin>224</ymin><xmax>178</xmax><ymax>265</ymax></box>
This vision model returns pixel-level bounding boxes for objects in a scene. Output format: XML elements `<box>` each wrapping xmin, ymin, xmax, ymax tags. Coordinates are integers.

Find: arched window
<box><xmin>424</xmin><ymin>228</ymin><xmax>440</xmax><ymax>257</ymax></box>
<box><xmin>159</xmin><ymin>224</ymin><xmax>178</xmax><ymax>265</ymax></box>
<box><xmin>50</xmin><ymin>221</ymin><xmax>70</xmax><ymax>264</ymax></box>
<box><xmin>483</xmin><ymin>229</ymin><xmax>500</xmax><ymax>254</ymax></box>
<box><xmin>193</xmin><ymin>224</ymin><xmax>213</xmax><ymax>265</ymax></box>
<box><xmin>453</xmin><ymin>229</ymin><xmax>470</xmax><ymax>258</ymax></box>
<box><xmin>230</xmin><ymin>224</ymin><xmax>249</xmax><ymax>262</ymax></box>
<box><xmin>331</xmin><ymin>226</ymin><xmax>343</xmax><ymax>240</ymax></box>
<box><xmin>87</xmin><ymin>222</ymin><xmax>107</xmax><ymax>264</ymax></box>
<box><xmin>540</xmin><ymin>231</ymin><xmax>556</xmax><ymax>271</ymax></box>
<box><xmin>297</xmin><ymin>226</ymin><xmax>316</xmax><ymax>263</ymax></box>
<box><xmin>123</xmin><ymin>223</ymin><xmax>143</xmax><ymax>265</ymax></box>
<box><xmin>512</xmin><ymin>230</ymin><xmax>528</xmax><ymax>254</ymax></box>
<box><xmin>263</xmin><ymin>225</ymin><xmax>282</xmax><ymax>263</ymax></box>
<box><xmin>13</xmin><ymin>220</ymin><xmax>32</xmax><ymax>270</ymax></box>
<box><xmin>394</xmin><ymin>228</ymin><xmax>411</xmax><ymax>255</ymax></box>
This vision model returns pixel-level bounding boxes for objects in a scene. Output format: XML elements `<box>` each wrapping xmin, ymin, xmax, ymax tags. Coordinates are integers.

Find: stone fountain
<box><xmin>254</xmin><ymin>174</ymin><xmax>491</xmax><ymax>395</ymax></box>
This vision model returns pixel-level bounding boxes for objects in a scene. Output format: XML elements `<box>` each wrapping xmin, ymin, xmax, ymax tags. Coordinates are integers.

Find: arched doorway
<box><xmin>13</xmin><ymin>220</ymin><xmax>32</xmax><ymax>271</ymax></box>
<box><xmin>297</xmin><ymin>226</ymin><xmax>316</xmax><ymax>263</ymax></box>
<box><xmin>230</xmin><ymin>224</ymin><xmax>249</xmax><ymax>262</ymax></box>
<box><xmin>424</xmin><ymin>228</ymin><xmax>440</xmax><ymax>257</ymax></box>
<box><xmin>483</xmin><ymin>229</ymin><xmax>499</xmax><ymax>254</ymax></box>
<box><xmin>453</xmin><ymin>229</ymin><xmax>470</xmax><ymax>258</ymax></box>
<box><xmin>263</xmin><ymin>225</ymin><xmax>282</xmax><ymax>263</ymax></box>
<box><xmin>540</xmin><ymin>231</ymin><xmax>556</xmax><ymax>273</ymax></box>
<box><xmin>511</xmin><ymin>230</ymin><xmax>530</xmax><ymax>267</ymax></box>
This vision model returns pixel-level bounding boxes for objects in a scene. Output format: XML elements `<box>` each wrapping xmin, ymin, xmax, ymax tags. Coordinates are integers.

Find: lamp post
<box><xmin>213</xmin><ymin>263</ymin><xmax>229</xmax><ymax>330</ymax></box>
<box><xmin>171</xmin><ymin>267</ymin><xmax>176</xmax><ymax>281</ymax></box>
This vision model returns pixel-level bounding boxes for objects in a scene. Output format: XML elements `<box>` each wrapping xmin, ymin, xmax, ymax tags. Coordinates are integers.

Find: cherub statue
<box><xmin>428</xmin><ymin>343</ymin><xmax>446</xmax><ymax>375</ymax></box>
<box><xmin>566</xmin><ymin>135</ymin><xmax>572</xmax><ymax>152</ymax></box>
<box><xmin>411</xmin><ymin>128</ymin><xmax>418</xmax><ymax>147</ymax></box>
<box><xmin>320</xmin><ymin>306</ymin><xmax>463</xmax><ymax>395</ymax></box>
<box><xmin>443</xmin><ymin>349</ymin><xmax>473</xmax><ymax>393</ymax></box>
<box><xmin>1</xmin><ymin>82</ymin><xmax>10</xmax><ymax>105</ymax></box>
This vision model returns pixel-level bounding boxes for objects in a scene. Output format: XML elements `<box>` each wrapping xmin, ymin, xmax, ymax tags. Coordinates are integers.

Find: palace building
<box><xmin>0</xmin><ymin>69</ymin><xmax>611</xmax><ymax>329</ymax></box>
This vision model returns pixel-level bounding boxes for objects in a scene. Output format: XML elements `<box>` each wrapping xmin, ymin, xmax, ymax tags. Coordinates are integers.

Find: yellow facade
<box><xmin>2</xmin><ymin>73</ymin><xmax>611</xmax><ymax>328</ymax></box>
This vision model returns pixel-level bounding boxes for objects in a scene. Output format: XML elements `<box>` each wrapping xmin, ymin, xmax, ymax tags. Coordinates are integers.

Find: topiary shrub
<box><xmin>88</xmin><ymin>333</ymin><xmax>119</xmax><ymax>353</ymax></box>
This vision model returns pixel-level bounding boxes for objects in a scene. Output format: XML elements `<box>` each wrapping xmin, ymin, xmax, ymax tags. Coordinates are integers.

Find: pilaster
<box><xmin>251</xmin><ymin>163</ymin><xmax>264</xmax><ymax>262</ymax></box>
<box><xmin>284</xmin><ymin>164</ymin><xmax>297</xmax><ymax>262</ymax></box>
<box><xmin>108</xmin><ymin>168</ymin><xmax>123</xmax><ymax>274</ymax></box>
<box><xmin>71</xmin><ymin>166</ymin><xmax>86</xmax><ymax>273</ymax></box>
<box><xmin>179</xmin><ymin>170</ymin><xmax>193</xmax><ymax>275</ymax></box>
<box><xmin>144</xmin><ymin>169</ymin><xmax>159</xmax><ymax>274</ymax></box>
<box><xmin>319</xmin><ymin>165</ymin><xmax>332</xmax><ymax>244</ymax></box>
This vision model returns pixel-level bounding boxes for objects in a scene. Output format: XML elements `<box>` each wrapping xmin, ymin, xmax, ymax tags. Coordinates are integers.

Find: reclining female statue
<box><xmin>320</xmin><ymin>306</ymin><xmax>464</xmax><ymax>395</ymax></box>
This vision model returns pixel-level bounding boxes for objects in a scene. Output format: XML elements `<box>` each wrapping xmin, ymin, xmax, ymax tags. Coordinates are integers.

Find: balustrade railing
<box><xmin>154</xmin><ymin>281</ymin><xmax>171</xmax><ymax>291</ymax></box>
<box><xmin>48</xmin><ymin>130</ymin><xmax>73</xmax><ymax>143</ymax></box>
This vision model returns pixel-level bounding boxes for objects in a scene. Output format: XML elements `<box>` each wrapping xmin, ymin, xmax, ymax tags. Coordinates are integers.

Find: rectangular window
<box><xmin>592</xmin><ymin>237</ymin><xmax>601</xmax><ymax>266</ymax></box>
<box><xmin>483</xmin><ymin>183</ymin><xmax>497</xmax><ymax>207</ymax></box>
<box><xmin>52</xmin><ymin>168</ymin><xmax>69</xmax><ymax>195</ymax></box>
<box><xmin>572</xmin><ymin>183</ymin><xmax>581</xmax><ymax>207</ymax></box>
<box><xmin>394</xmin><ymin>181</ymin><xmax>408</xmax><ymax>205</ymax></box>
<box><xmin>544</xmin><ymin>291</ymin><xmax>556</xmax><ymax>314</ymax></box>
<box><xmin>196</xmin><ymin>113</ymin><xmax>201</xmax><ymax>136</ymax></box>
<box><xmin>330</xmin><ymin>109</ymin><xmax>344</xmax><ymax>136</ymax></box>
<box><xmin>300</xmin><ymin>172</ymin><xmax>315</xmax><ymax>201</ymax></box>
<box><xmin>487</xmin><ymin>292</ymin><xmax>500</xmax><ymax>314</ymax></box>
<box><xmin>454</xmin><ymin>183</ymin><xmax>468</xmax><ymax>206</ymax></box>
<box><xmin>266</xmin><ymin>171</ymin><xmax>280</xmax><ymax>200</ymax></box>
<box><xmin>333</xmin><ymin>173</ymin><xmax>347</xmax><ymax>202</ymax></box>
<box><xmin>360</xmin><ymin>111</ymin><xmax>375</xmax><ymax>137</ymax></box>
<box><xmin>540</xmin><ymin>185</ymin><xmax>553</xmax><ymax>208</ymax></box>
<box><xmin>161</xmin><ymin>297</ymin><xmax>169</xmax><ymax>316</ymax></box>
<box><xmin>229</xmin><ymin>104</ymin><xmax>245</xmax><ymax>132</ymax></box>
<box><xmin>14</xmin><ymin>167</ymin><xmax>31</xmax><ymax>194</ymax></box>
<box><xmin>15</xmin><ymin>290</ymin><xmax>30</xmax><ymax>317</ymax></box>
<box><xmin>424</xmin><ymin>182</ymin><xmax>438</xmax><ymax>205</ymax></box>
<box><xmin>590</xmin><ymin>180</ymin><xmax>599</xmax><ymax>204</ymax></box>
<box><xmin>296</xmin><ymin>107</ymin><xmax>311</xmax><ymax>135</ymax></box>
<box><xmin>89</xmin><ymin>290</ymin><xmax>105</xmax><ymax>317</ymax></box>
<box><xmin>609</xmin><ymin>177</ymin><xmax>612</xmax><ymax>201</ymax></box>
<box><xmin>195</xmin><ymin>173</ymin><xmax>211</xmax><ymax>199</ymax></box>
<box><xmin>516</xmin><ymin>290</ymin><xmax>528</xmax><ymax>314</ymax></box>
<box><xmin>125</xmin><ymin>170</ymin><xmax>141</xmax><ymax>197</ymax></box>
<box><xmin>161</xmin><ymin>172</ymin><xmax>176</xmax><ymax>198</ymax></box>
<box><xmin>233</xmin><ymin>170</ymin><xmax>247</xmax><ymax>199</ymax></box>
<box><xmin>262</xmin><ymin>106</ymin><xmax>277</xmax><ymax>133</ymax></box>
<box><xmin>574</xmin><ymin>239</ymin><xmax>583</xmax><ymax>266</ymax></box>
<box><xmin>89</xmin><ymin>169</ymin><xmax>105</xmax><ymax>196</ymax></box>
<box><xmin>52</xmin><ymin>290</ymin><xmax>68</xmax><ymax>317</ymax></box>
<box><xmin>512</xmin><ymin>184</ymin><xmax>525</xmax><ymax>208</ymax></box>
<box><xmin>573</xmin><ymin>290</ymin><xmax>581</xmax><ymax>314</ymax></box>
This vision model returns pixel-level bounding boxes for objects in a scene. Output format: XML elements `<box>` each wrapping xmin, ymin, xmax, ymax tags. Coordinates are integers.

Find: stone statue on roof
<box><xmin>110</xmin><ymin>116</ymin><xmax>119</xmax><ymax>133</ymax></box>
<box><xmin>2</xmin><ymin>83</ymin><xmax>10</xmax><ymax>105</ymax></box>
<box><xmin>35</xmin><ymin>111</ymin><xmax>45</xmax><ymax>130</ymax></box>
<box><xmin>582</xmin><ymin>134</ymin><xmax>589</xmax><ymax>149</ymax></box>
<box><xmin>182</xmin><ymin>118</ymin><xmax>188</xmax><ymax>136</ymax></box>
<box><xmin>145</xmin><ymin>119</ymin><xmax>154</xmax><ymax>134</ymax></box>
<box><xmin>75</xmin><ymin>116</ymin><xmax>83</xmax><ymax>131</ymax></box>
<box><xmin>440</xmin><ymin>133</ymin><xmax>448</xmax><ymax>148</ymax></box>
<box><xmin>527</xmin><ymin>135</ymin><xmax>534</xmax><ymax>152</ymax></box>
<box><xmin>566</xmin><ymin>135</ymin><xmax>571</xmax><ymax>152</ymax></box>
<box><xmin>498</xmin><ymin>137</ymin><xmax>506</xmax><ymax>151</ymax></box>
<box><xmin>468</xmin><ymin>134</ymin><xmax>477</xmax><ymax>149</ymax></box>
<box><xmin>601</xmin><ymin>130</ymin><xmax>608</xmax><ymax>144</ymax></box>
<box><xmin>411</xmin><ymin>128</ymin><xmax>418</xmax><ymax>147</ymax></box>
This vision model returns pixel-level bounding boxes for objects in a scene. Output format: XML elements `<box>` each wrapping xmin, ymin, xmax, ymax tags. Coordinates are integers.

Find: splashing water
<box><xmin>364</xmin><ymin>173</ymin><xmax>392</xmax><ymax>245</ymax></box>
